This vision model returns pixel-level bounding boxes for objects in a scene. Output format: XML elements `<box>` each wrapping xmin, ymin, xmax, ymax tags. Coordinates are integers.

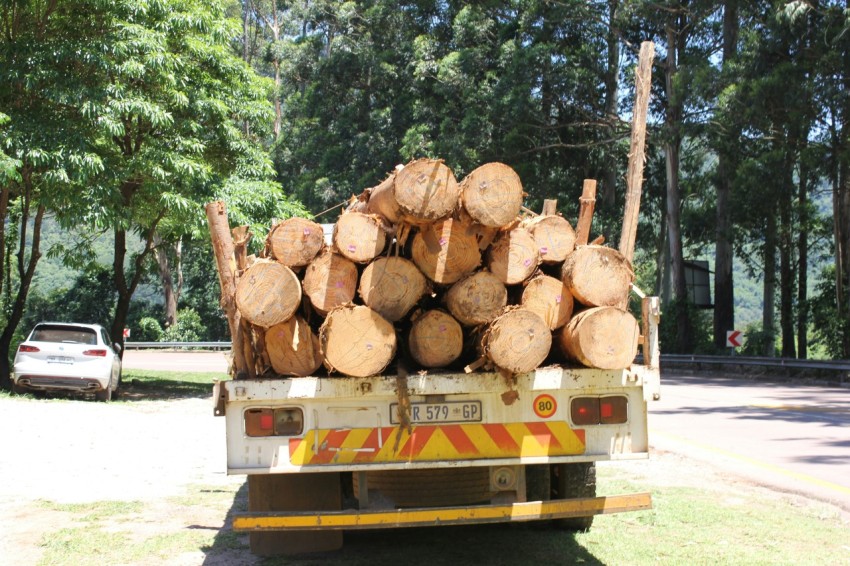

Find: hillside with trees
<box><xmin>1</xmin><ymin>0</ymin><xmax>848</xmax><ymax>391</ymax></box>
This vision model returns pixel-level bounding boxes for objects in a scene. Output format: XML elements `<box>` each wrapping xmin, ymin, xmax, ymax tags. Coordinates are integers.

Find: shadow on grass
<box><xmin>119</xmin><ymin>377</ymin><xmax>214</xmax><ymax>401</ymax></box>
<box><xmin>202</xmin><ymin>481</ymin><xmax>604</xmax><ymax>566</ymax></box>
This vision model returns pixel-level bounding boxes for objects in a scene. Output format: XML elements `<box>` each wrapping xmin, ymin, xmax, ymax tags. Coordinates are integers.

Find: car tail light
<box><xmin>18</xmin><ymin>345</ymin><xmax>39</xmax><ymax>353</ymax></box>
<box><xmin>571</xmin><ymin>396</ymin><xmax>628</xmax><ymax>425</ymax></box>
<box><xmin>83</xmin><ymin>349</ymin><xmax>108</xmax><ymax>357</ymax></box>
<box><xmin>245</xmin><ymin>407</ymin><xmax>304</xmax><ymax>437</ymax></box>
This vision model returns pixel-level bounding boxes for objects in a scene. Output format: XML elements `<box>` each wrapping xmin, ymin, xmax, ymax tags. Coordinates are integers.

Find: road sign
<box><xmin>123</xmin><ymin>328</ymin><xmax>131</xmax><ymax>339</ymax></box>
<box><xmin>726</xmin><ymin>330</ymin><xmax>742</xmax><ymax>348</ymax></box>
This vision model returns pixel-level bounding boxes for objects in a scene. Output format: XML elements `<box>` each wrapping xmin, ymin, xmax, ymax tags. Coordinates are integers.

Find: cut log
<box><xmin>411</xmin><ymin>217</ymin><xmax>481</xmax><ymax>284</ymax></box>
<box><xmin>487</xmin><ymin>227</ymin><xmax>539</xmax><ymax>285</ymax></box>
<box><xmin>521</xmin><ymin>275</ymin><xmax>574</xmax><ymax>330</ymax></box>
<box><xmin>366</xmin><ymin>171</ymin><xmax>402</xmax><ymax>224</ymax></box>
<box><xmin>266</xmin><ymin>217</ymin><xmax>324</xmax><ymax>267</ymax></box>
<box><xmin>561</xmin><ymin>245</ymin><xmax>633</xmax><ymax>307</ymax></box>
<box><xmin>302</xmin><ymin>249</ymin><xmax>358</xmax><ymax>316</ymax></box>
<box><xmin>266</xmin><ymin>315</ymin><xmax>322</xmax><ymax>377</ymax></box>
<box><xmin>359</xmin><ymin>256</ymin><xmax>427</xmax><ymax>322</ymax></box>
<box><xmin>445</xmin><ymin>270</ymin><xmax>508</xmax><ymax>327</ymax></box>
<box><xmin>320</xmin><ymin>305</ymin><xmax>397</xmax><ymax>377</ymax></box>
<box><xmin>523</xmin><ymin>215</ymin><xmax>576</xmax><ymax>264</ymax></box>
<box><xmin>333</xmin><ymin>212</ymin><xmax>387</xmax><ymax>263</ymax></box>
<box><xmin>394</xmin><ymin>158</ymin><xmax>460</xmax><ymax>225</ymax></box>
<box><xmin>460</xmin><ymin>162</ymin><xmax>524</xmax><ymax>228</ymax></box>
<box><xmin>408</xmin><ymin>309</ymin><xmax>463</xmax><ymax>368</ymax></box>
<box><xmin>205</xmin><ymin>201</ymin><xmax>249</xmax><ymax>378</ymax></box>
<box><xmin>479</xmin><ymin>308</ymin><xmax>552</xmax><ymax>375</ymax></box>
<box><xmin>558</xmin><ymin>307</ymin><xmax>639</xmax><ymax>369</ymax></box>
<box><xmin>235</xmin><ymin>260</ymin><xmax>301</xmax><ymax>328</ymax></box>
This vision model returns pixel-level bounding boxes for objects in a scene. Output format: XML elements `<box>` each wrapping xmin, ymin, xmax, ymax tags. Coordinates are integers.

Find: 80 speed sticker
<box><xmin>533</xmin><ymin>394</ymin><xmax>557</xmax><ymax>419</ymax></box>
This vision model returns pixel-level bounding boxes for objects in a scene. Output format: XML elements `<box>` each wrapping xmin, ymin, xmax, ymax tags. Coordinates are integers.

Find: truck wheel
<box><xmin>525</xmin><ymin>464</ymin><xmax>551</xmax><ymax>502</ymax></box>
<box><xmin>247</xmin><ymin>473</ymin><xmax>343</xmax><ymax>556</ymax></box>
<box><xmin>551</xmin><ymin>462</ymin><xmax>596</xmax><ymax>532</ymax></box>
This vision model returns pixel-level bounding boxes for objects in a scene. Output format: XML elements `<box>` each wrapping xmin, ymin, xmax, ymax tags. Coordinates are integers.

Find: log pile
<box><xmin>207</xmin><ymin>160</ymin><xmax>644</xmax><ymax>380</ymax></box>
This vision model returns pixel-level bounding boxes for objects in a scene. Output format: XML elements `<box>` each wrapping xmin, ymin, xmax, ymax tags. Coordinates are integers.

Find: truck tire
<box><xmin>525</xmin><ymin>464</ymin><xmax>551</xmax><ymax>502</ymax></box>
<box><xmin>551</xmin><ymin>462</ymin><xmax>596</xmax><ymax>532</ymax></box>
<box><xmin>247</xmin><ymin>473</ymin><xmax>342</xmax><ymax>556</ymax></box>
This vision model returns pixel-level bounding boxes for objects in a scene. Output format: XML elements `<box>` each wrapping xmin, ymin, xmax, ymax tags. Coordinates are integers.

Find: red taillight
<box><xmin>571</xmin><ymin>396</ymin><xmax>628</xmax><ymax>425</ymax></box>
<box><xmin>83</xmin><ymin>349</ymin><xmax>108</xmax><ymax>357</ymax></box>
<box><xmin>245</xmin><ymin>407</ymin><xmax>304</xmax><ymax>437</ymax></box>
<box><xmin>571</xmin><ymin>397</ymin><xmax>600</xmax><ymax>426</ymax></box>
<box><xmin>245</xmin><ymin>408</ymin><xmax>274</xmax><ymax>437</ymax></box>
<box><xmin>18</xmin><ymin>345</ymin><xmax>40</xmax><ymax>353</ymax></box>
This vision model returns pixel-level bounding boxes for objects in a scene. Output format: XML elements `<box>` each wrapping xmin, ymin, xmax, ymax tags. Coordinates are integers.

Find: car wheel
<box><xmin>95</xmin><ymin>382</ymin><xmax>112</xmax><ymax>402</ymax></box>
<box><xmin>112</xmin><ymin>372</ymin><xmax>122</xmax><ymax>401</ymax></box>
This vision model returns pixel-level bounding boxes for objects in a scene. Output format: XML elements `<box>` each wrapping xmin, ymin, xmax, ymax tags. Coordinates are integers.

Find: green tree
<box><xmin>0</xmin><ymin>0</ymin><xmax>110</xmax><ymax>388</ymax></box>
<box><xmin>72</xmin><ymin>0</ymin><xmax>280</xmax><ymax>351</ymax></box>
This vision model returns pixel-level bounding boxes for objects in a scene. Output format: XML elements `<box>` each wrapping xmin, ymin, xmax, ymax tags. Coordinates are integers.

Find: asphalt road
<box><xmin>123</xmin><ymin>351</ymin><xmax>850</xmax><ymax>514</ymax></box>
<box><xmin>649</xmin><ymin>373</ymin><xmax>850</xmax><ymax>514</ymax></box>
<box><xmin>122</xmin><ymin>349</ymin><xmax>229</xmax><ymax>373</ymax></box>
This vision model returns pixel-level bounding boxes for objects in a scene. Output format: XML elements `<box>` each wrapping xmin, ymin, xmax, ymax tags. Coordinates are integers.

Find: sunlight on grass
<box><xmin>36</xmin><ymin>500</ymin><xmax>143</xmax><ymax>522</ymax></box>
<box><xmin>583</xmin><ymin>464</ymin><xmax>850</xmax><ymax>565</ymax></box>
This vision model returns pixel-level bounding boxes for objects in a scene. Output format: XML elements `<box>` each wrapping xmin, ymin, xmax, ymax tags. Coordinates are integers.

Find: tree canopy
<box><xmin>1</xmin><ymin>0</ymin><xmax>849</xmax><ymax>377</ymax></box>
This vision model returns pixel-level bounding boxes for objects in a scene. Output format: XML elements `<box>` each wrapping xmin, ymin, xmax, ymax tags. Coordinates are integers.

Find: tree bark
<box><xmin>779</xmin><ymin>147</ymin><xmax>796</xmax><ymax>358</ymax></box>
<box><xmin>110</xmin><ymin>181</ymin><xmax>163</xmax><ymax>355</ymax></box>
<box><xmin>713</xmin><ymin>0</ymin><xmax>738</xmax><ymax>350</ymax></box>
<box><xmin>153</xmin><ymin>232</ymin><xmax>178</xmax><ymax>328</ymax></box>
<box><xmin>601</xmin><ymin>0</ymin><xmax>621</xmax><ymax>212</ymax></box>
<box><xmin>0</xmin><ymin>185</ymin><xmax>9</xmax><ymax>300</ymax></box>
<box><xmin>763</xmin><ymin>211</ymin><xmax>777</xmax><ymax>357</ymax></box>
<box><xmin>0</xmin><ymin>199</ymin><xmax>44</xmax><ymax>390</ymax></box>
<box><xmin>619</xmin><ymin>40</ymin><xmax>655</xmax><ymax>264</ymax></box>
<box><xmin>797</xmin><ymin>142</ymin><xmax>809</xmax><ymax>359</ymax></box>
<box><xmin>664</xmin><ymin>13</ymin><xmax>692</xmax><ymax>353</ymax></box>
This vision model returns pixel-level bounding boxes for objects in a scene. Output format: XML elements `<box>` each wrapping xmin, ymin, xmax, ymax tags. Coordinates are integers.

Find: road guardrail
<box><xmin>124</xmin><ymin>341</ymin><xmax>232</xmax><ymax>350</ymax></box>
<box><xmin>124</xmin><ymin>342</ymin><xmax>849</xmax><ymax>378</ymax></box>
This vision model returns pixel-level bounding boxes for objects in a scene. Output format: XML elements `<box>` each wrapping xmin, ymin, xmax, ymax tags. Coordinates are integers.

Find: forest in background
<box><xmin>1</xmin><ymin>0</ymin><xmax>849</xmax><ymax>390</ymax></box>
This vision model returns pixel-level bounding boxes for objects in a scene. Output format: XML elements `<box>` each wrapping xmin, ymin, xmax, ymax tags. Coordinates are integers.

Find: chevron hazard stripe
<box><xmin>288</xmin><ymin>422</ymin><xmax>586</xmax><ymax>465</ymax></box>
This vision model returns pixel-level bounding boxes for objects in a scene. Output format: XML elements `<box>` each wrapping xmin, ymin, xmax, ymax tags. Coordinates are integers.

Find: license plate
<box><xmin>390</xmin><ymin>401</ymin><xmax>482</xmax><ymax>424</ymax></box>
<box><xmin>47</xmin><ymin>356</ymin><xmax>73</xmax><ymax>364</ymax></box>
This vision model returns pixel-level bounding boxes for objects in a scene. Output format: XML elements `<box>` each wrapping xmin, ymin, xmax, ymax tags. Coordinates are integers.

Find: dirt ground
<box><xmin>1</xmin><ymin>388</ymin><xmax>846</xmax><ymax>566</ymax></box>
<box><xmin>0</xmin><ymin>392</ymin><xmax>252</xmax><ymax>566</ymax></box>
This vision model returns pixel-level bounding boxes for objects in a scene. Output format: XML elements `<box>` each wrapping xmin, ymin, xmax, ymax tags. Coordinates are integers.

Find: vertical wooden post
<box><xmin>541</xmin><ymin>198</ymin><xmax>558</xmax><ymax>216</ymax></box>
<box><xmin>619</xmin><ymin>41</ymin><xmax>656</xmax><ymax>263</ymax></box>
<box><xmin>205</xmin><ymin>201</ymin><xmax>249</xmax><ymax>378</ymax></box>
<box><xmin>575</xmin><ymin>179</ymin><xmax>598</xmax><ymax>246</ymax></box>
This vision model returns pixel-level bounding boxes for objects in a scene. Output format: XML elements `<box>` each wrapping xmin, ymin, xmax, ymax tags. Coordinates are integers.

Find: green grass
<box><xmin>29</xmin><ymin>461</ymin><xmax>850</xmax><ymax>566</ymax></box>
<box><xmin>36</xmin><ymin>500</ymin><xmax>144</xmax><ymax>522</ymax></box>
<box><xmin>576</xmin><ymin>476</ymin><xmax>850</xmax><ymax>566</ymax></box>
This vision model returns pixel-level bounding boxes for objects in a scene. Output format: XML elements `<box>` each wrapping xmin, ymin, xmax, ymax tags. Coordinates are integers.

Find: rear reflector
<box><xmin>83</xmin><ymin>349</ymin><xmax>108</xmax><ymax>357</ymax></box>
<box><xmin>571</xmin><ymin>396</ymin><xmax>628</xmax><ymax>425</ymax></box>
<box><xmin>18</xmin><ymin>345</ymin><xmax>40</xmax><ymax>353</ymax></box>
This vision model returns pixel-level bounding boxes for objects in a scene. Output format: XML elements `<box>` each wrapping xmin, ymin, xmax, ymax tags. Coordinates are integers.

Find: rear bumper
<box><xmin>233</xmin><ymin>492</ymin><xmax>652</xmax><ymax>531</ymax></box>
<box><xmin>13</xmin><ymin>374</ymin><xmax>107</xmax><ymax>392</ymax></box>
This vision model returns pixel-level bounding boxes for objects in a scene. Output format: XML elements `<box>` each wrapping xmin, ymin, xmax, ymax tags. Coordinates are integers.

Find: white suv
<box><xmin>13</xmin><ymin>322</ymin><xmax>122</xmax><ymax>401</ymax></box>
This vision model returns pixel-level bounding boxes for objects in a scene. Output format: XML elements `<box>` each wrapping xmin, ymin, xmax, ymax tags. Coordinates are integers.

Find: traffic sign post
<box><xmin>726</xmin><ymin>330</ymin><xmax>742</xmax><ymax>349</ymax></box>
